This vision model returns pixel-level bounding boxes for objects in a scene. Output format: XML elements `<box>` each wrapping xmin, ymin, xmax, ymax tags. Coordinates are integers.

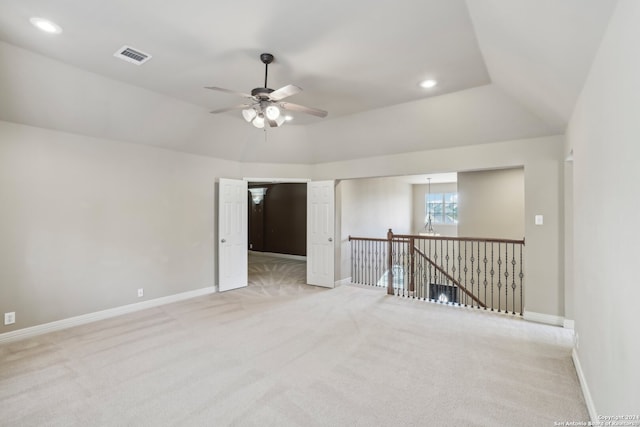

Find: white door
<box><xmin>307</xmin><ymin>180</ymin><xmax>335</xmax><ymax>288</ymax></box>
<box><xmin>218</xmin><ymin>178</ymin><xmax>248</xmax><ymax>292</ymax></box>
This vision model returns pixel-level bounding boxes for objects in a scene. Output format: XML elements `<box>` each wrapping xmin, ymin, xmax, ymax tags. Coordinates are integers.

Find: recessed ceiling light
<box><xmin>284</xmin><ymin>115</ymin><xmax>293</xmax><ymax>121</ymax></box>
<box><xmin>420</xmin><ymin>79</ymin><xmax>437</xmax><ymax>89</ymax></box>
<box><xmin>30</xmin><ymin>17</ymin><xmax>63</xmax><ymax>34</ymax></box>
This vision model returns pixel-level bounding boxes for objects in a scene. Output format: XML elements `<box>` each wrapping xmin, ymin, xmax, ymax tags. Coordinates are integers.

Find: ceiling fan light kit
<box><xmin>206</xmin><ymin>53</ymin><xmax>328</xmax><ymax>129</ymax></box>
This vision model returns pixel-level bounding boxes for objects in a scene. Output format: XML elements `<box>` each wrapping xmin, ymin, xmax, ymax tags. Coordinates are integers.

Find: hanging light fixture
<box><xmin>242</xmin><ymin>108</ymin><xmax>257</xmax><ymax>122</ymax></box>
<box><xmin>248</xmin><ymin>187</ymin><xmax>267</xmax><ymax>204</ymax></box>
<box><xmin>265</xmin><ymin>105</ymin><xmax>280</xmax><ymax>120</ymax></box>
<box><xmin>242</xmin><ymin>103</ymin><xmax>285</xmax><ymax>129</ymax></box>
<box><xmin>251</xmin><ymin>113</ymin><xmax>265</xmax><ymax>129</ymax></box>
<box><xmin>424</xmin><ymin>178</ymin><xmax>435</xmax><ymax>234</ymax></box>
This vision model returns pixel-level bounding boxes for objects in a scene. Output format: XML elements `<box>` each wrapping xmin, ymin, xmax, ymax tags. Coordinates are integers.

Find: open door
<box><xmin>307</xmin><ymin>180</ymin><xmax>335</xmax><ymax>288</ymax></box>
<box><xmin>218</xmin><ymin>178</ymin><xmax>248</xmax><ymax>292</ymax></box>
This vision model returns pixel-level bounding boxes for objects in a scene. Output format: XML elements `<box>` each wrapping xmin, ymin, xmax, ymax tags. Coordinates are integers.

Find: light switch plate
<box><xmin>4</xmin><ymin>312</ymin><xmax>15</xmax><ymax>325</ymax></box>
<box><xmin>535</xmin><ymin>215</ymin><xmax>544</xmax><ymax>225</ymax></box>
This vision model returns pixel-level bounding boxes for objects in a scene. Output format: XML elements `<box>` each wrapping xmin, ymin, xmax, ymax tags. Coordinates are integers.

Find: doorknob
<box><xmin>328</xmin><ymin>237</ymin><xmax>333</xmax><ymax>242</ymax></box>
<box><xmin>221</xmin><ymin>239</ymin><xmax>226</xmax><ymax>243</ymax></box>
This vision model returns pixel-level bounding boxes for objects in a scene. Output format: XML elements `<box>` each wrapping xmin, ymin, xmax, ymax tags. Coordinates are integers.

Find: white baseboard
<box><xmin>572</xmin><ymin>348</ymin><xmax>597</xmax><ymax>422</ymax></box>
<box><xmin>248</xmin><ymin>250</ymin><xmax>306</xmax><ymax>261</ymax></box>
<box><xmin>335</xmin><ymin>277</ymin><xmax>352</xmax><ymax>286</ymax></box>
<box><xmin>563</xmin><ymin>319</ymin><xmax>575</xmax><ymax>329</ymax></box>
<box><xmin>0</xmin><ymin>286</ymin><xmax>216</xmax><ymax>345</ymax></box>
<box><xmin>523</xmin><ymin>310</ymin><xmax>564</xmax><ymax>326</ymax></box>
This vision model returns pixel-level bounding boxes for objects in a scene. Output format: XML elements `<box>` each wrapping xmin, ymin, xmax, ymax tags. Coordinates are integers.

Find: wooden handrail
<box><xmin>393</xmin><ymin>234</ymin><xmax>525</xmax><ymax>245</ymax></box>
<box><xmin>349</xmin><ymin>234</ymin><xmax>524</xmax><ymax>245</ymax></box>
<box><xmin>348</xmin><ymin>235</ymin><xmax>387</xmax><ymax>242</ymax></box>
<box><xmin>413</xmin><ymin>246</ymin><xmax>486</xmax><ymax>308</ymax></box>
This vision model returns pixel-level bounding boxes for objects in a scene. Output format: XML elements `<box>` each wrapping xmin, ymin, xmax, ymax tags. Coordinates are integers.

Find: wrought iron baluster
<box><xmin>428</xmin><ymin>238</ymin><xmax>433</xmax><ymax>300</ymax></box>
<box><xmin>497</xmin><ymin>242</ymin><xmax>502</xmax><ymax>313</ymax></box>
<box><xmin>355</xmin><ymin>240</ymin><xmax>359</xmax><ymax>284</ymax></box>
<box><xmin>480</xmin><ymin>242</ymin><xmax>484</xmax><ymax>310</ymax></box>
<box><xmin>463</xmin><ymin>241</ymin><xmax>468</xmax><ymax>307</ymax></box>
<box><xmin>398</xmin><ymin>239</ymin><xmax>404</xmax><ymax>297</ymax></box>
<box><xmin>503</xmin><ymin>242</ymin><xmax>509</xmax><ymax>313</ymax></box>
<box><xmin>445</xmin><ymin>241</ymin><xmax>458</xmax><ymax>305</ymax></box>
<box><xmin>392</xmin><ymin>239</ymin><xmax>397</xmax><ymax>295</ymax></box>
<box><xmin>383</xmin><ymin>241</ymin><xmax>388</xmax><ymax>288</ymax></box>
<box><xmin>489</xmin><ymin>243</ymin><xmax>496</xmax><ymax>311</ymax></box>
<box><xmin>469</xmin><ymin>242</ymin><xmax>472</xmax><ymax>308</ymax></box>
<box><xmin>519</xmin><ymin>244</ymin><xmax>524</xmax><ymax>315</ymax></box>
<box><xmin>371</xmin><ymin>240</ymin><xmax>375</xmax><ymax>286</ymax></box>
<box><xmin>421</xmin><ymin>239</ymin><xmax>425</xmax><ymax>299</ymax></box>
<box><xmin>510</xmin><ymin>243</ymin><xmax>516</xmax><ymax>315</ymax></box>
<box><xmin>364</xmin><ymin>240</ymin><xmax>368</xmax><ymax>285</ymax></box>
<box><xmin>456</xmin><ymin>241</ymin><xmax>462</xmax><ymax>307</ymax></box>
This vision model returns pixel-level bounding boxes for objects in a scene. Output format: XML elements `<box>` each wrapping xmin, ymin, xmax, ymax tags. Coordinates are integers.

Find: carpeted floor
<box><xmin>0</xmin><ymin>253</ymin><xmax>588</xmax><ymax>426</ymax></box>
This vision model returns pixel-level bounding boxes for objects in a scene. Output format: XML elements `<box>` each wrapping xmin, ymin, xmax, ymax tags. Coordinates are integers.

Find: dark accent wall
<box><xmin>248</xmin><ymin>183</ymin><xmax>306</xmax><ymax>256</ymax></box>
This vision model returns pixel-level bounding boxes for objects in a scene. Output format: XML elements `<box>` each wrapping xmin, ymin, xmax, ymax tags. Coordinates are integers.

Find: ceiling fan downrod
<box><xmin>261</xmin><ymin>53</ymin><xmax>274</xmax><ymax>88</ymax></box>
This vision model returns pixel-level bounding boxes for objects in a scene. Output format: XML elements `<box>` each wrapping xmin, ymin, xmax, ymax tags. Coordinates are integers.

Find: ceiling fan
<box><xmin>205</xmin><ymin>53</ymin><xmax>328</xmax><ymax>128</ymax></box>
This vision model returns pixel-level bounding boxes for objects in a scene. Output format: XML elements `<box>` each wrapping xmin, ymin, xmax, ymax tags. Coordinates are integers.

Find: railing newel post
<box><xmin>387</xmin><ymin>229</ymin><xmax>394</xmax><ymax>295</ymax></box>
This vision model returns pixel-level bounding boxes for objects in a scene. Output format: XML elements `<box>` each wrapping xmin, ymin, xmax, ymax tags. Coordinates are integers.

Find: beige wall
<box><xmin>457</xmin><ymin>168</ymin><xmax>524</xmax><ymax>240</ymax></box>
<box><xmin>314</xmin><ymin>135</ymin><xmax>564</xmax><ymax>318</ymax></box>
<box><xmin>563</xmin><ymin>162</ymin><xmax>573</xmax><ymax>323</ymax></box>
<box><xmin>0</xmin><ymin>120</ymin><xmax>565</xmax><ymax>334</ymax></box>
<box><xmin>566</xmin><ymin>0</ymin><xmax>639</xmax><ymax>415</ymax></box>
<box><xmin>0</xmin><ymin>121</ymin><xmax>238</xmax><ymax>331</ymax></box>
<box><xmin>339</xmin><ymin>177</ymin><xmax>412</xmax><ymax>239</ymax></box>
<box><xmin>337</xmin><ymin>177</ymin><xmax>412</xmax><ymax>281</ymax></box>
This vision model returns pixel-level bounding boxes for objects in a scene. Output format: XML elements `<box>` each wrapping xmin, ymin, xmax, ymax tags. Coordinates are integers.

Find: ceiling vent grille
<box><xmin>114</xmin><ymin>45</ymin><xmax>152</xmax><ymax>65</ymax></box>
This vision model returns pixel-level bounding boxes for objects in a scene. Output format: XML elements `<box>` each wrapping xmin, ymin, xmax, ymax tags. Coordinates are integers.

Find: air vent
<box><xmin>113</xmin><ymin>45</ymin><xmax>152</xmax><ymax>65</ymax></box>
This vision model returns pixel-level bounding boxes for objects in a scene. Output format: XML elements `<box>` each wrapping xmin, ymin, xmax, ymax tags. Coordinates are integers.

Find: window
<box><xmin>425</xmin><ymin>192</ymin><xmax>458</xmax><ymax>224</ymax></box>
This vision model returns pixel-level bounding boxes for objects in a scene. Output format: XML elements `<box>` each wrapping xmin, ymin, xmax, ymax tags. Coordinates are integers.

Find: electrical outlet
<box><xmin>4</xmin><ymin>312</ymin><xmax>15</xmax><ymax>325</ymax></box>
<box><xmin>137</xmin><ymin>288</ymin><xmax>144</xmax><ymax>297</ymax></box>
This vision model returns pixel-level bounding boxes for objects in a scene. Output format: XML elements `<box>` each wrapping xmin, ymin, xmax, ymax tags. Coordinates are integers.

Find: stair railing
<box><xmin>349</xmin><ymin>229</ymin><xmax>525</xmax><ymax>315</ymax></box>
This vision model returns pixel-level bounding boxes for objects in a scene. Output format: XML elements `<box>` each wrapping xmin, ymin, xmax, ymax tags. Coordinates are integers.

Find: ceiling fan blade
<box><xmin>269</xmin><ymin>84</ymin><xmax>302</xmax><ymax>101</ymax></box>
<box><xmin>209</xmin><ymin>104</ymin><xmax>252</xmax><ymax>114</ymax></box>
<box><xmin>280</xmin><ymin>102</ymin><xmax>328</xmax><ymax>118</ymax></box>
<box><xmin>266</xmin><ymin>117</ymin><xmax>279</xmax><ymax>128</ymax></box>
<box><xmin>204</xmin><ymin>86</ymin><xmax>253</xmax><ymax>99</ymax></box>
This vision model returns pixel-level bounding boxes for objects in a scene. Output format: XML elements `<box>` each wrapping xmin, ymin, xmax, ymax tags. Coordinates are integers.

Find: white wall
<box><xmin>0</xmin><ymin>121</ymin><xmax>238</xmax><ymax>330</ymax></box>
<box><xmin>457</xmin><ymin>168</ymin><xmax>524</xmax><ymax>240</ymax></box>
<box><xmin>411</xmin><ymin>182</ymin><xmax>458</xmax><ymax>236</ymax></box>
<box><xmin>566</xmin><ymin>0</ymin><xmax>640</xmax><ymax>415</ymax></box>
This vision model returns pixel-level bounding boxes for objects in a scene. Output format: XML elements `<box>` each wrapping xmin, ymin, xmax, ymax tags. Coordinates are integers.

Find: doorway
<box><xmin>248</xmin><ymin>182</ymin><xmax>307</xmax><ymax>255</ymax></box>
<box><xmin>246</xmin><ymin>179</ymin><xmax>309</xmax><ymax>289</ymax></box>
<box><xmin>218</xmin><ymin>178</ymin><xmax>336</xmax><ymax>291</ymax></box>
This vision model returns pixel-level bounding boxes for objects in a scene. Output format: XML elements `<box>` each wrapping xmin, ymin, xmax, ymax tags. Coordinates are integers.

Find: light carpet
<box><xmin>0</xmin><ymin>253</ymin><xmax>588</xmax><ymax>426</ymax></box>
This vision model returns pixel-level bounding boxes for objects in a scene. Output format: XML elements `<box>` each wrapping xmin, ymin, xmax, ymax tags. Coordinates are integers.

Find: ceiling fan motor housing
<box><xmin>251</xmin><ymin>87</ymin><xmax>274</xmax><ymax>99</ymax></box>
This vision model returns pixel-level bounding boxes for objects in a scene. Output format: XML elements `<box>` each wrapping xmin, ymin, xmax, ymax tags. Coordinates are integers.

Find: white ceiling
<box><xmin>0</xmin><ymin>0</ymin><xmax>618</xmax><ymax>164</ymax></box>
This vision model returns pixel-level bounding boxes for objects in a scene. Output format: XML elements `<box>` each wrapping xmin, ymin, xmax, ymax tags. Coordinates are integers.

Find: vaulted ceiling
<box><xmin>0</xmin><ymin>0</ymin><xmax>617</xmax><ymax>163</ymax></box>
